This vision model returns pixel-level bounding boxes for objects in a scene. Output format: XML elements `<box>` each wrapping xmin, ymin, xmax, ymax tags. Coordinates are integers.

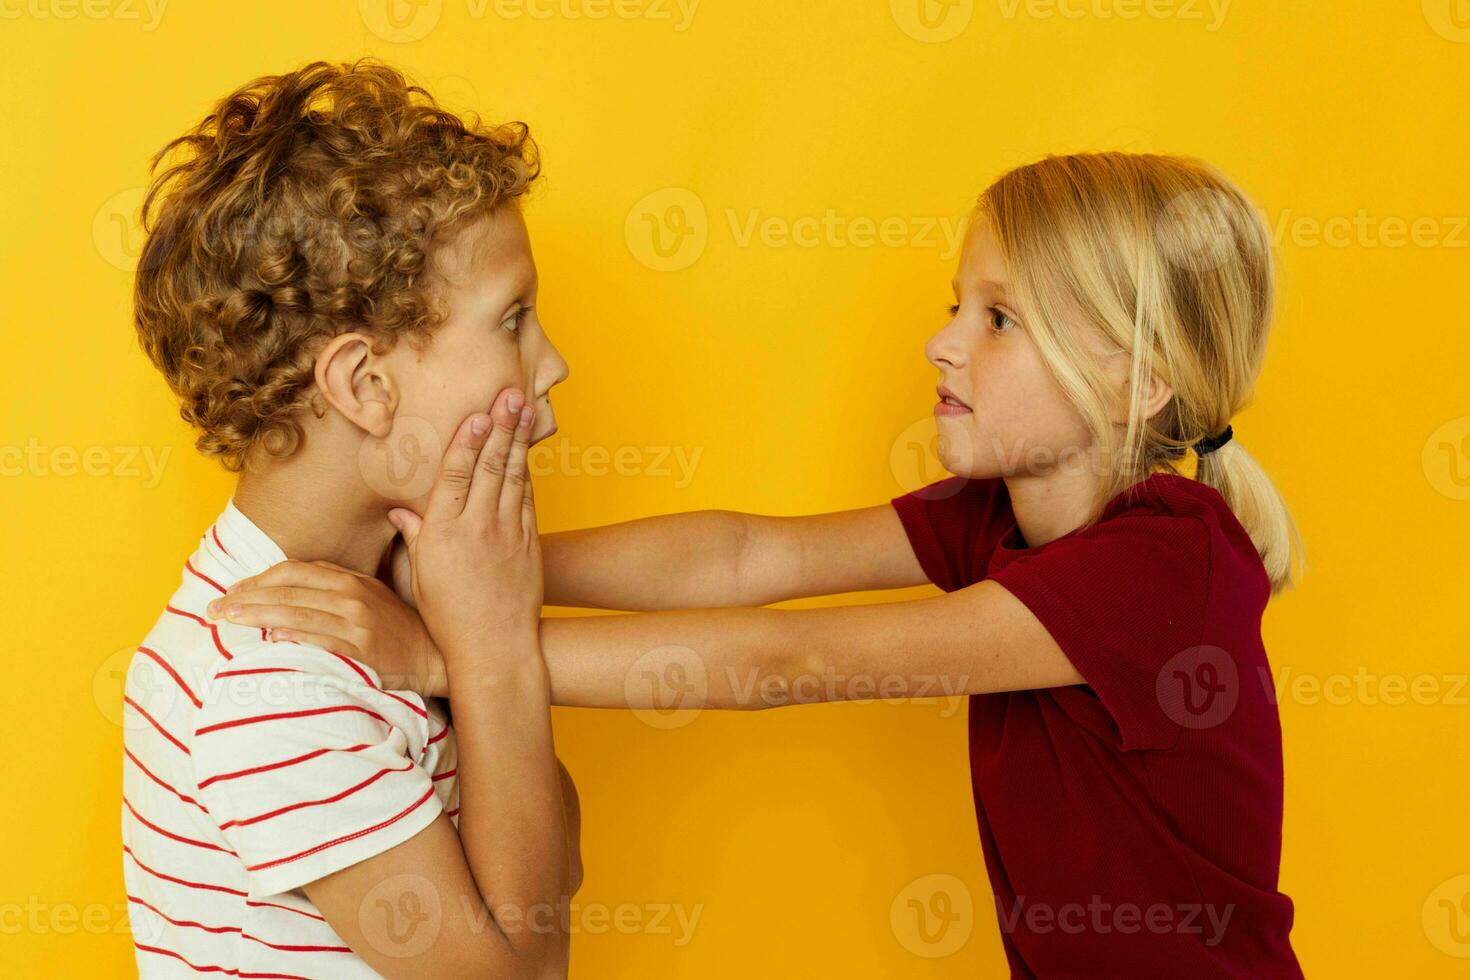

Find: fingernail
<box><xmin>507</xmin><ymin>390</ymin><xmax>525</xmax><ymax>414</ymax></box>
<box><xmin>207</xmin><ymin>600</ymin><xmax>220</xmax><ymax>616</ymax></box>
<box><xmin>470</xmin><ymin>415</ymin><xmax>491</xmax><ymax>436</ymax></box>
<box><xmin>273</xmin><ymin>630</ymin><xmax>290</xmax><ymax>642</ymax></box>
<box><xmin>518</xmin><ymin>407</ymin><xmax>534</xmax><ymax>429</ymax></box>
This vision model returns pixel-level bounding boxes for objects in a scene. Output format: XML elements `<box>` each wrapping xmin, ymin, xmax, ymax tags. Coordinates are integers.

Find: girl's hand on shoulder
<box><xmin>208</xmin><ymin>558</ymin><xmax>448</xmax><ymax>697</ymax></box>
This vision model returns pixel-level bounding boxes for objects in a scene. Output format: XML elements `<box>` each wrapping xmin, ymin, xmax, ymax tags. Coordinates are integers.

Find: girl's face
<box><xmin>389</xmin><ymin>207</ymin><xmax>569</xmax><ymax>455</ymax></box>
<box><xmin>925</xmin><ymin>218</ymin><xmax>1096</xmax><ymax>480</ymax></box>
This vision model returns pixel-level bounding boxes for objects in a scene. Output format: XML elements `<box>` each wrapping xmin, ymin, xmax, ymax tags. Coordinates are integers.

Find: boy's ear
<box><xmin>313</xmin><ymin>333</ymin><xmax>398</xmax><ymax>439</ymax></box>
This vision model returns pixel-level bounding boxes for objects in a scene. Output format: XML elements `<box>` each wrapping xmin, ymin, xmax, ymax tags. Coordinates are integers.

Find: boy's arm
<box><xmin>541</xmin><ymin>504</ymin><xmax>928</xmax><ymax>610</ymax></box>
<box><xmin>304</xmin><ymin>401</ymin><xmax>570</xmax><ymax>976</ymax></box>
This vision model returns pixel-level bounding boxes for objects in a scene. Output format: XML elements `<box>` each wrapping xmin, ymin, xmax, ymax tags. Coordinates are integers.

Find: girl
<box><xmin>216</xmin><ymin>152</ymin><xmax>1304</xmax><ymax>977</ymax></box>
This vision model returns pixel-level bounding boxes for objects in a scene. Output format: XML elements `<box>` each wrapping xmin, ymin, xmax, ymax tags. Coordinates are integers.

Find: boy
<box><xmin>123</xmin><ymin>59</ymin><xmax>577</xmax><ymax>978</ymax></box>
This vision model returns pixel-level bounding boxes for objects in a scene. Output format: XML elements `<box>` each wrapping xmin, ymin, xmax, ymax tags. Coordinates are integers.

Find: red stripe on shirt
<box><xmin>124</xmin><ymin>696</ymin><xmax>190</xmax><ymax>755</ymax></box>
<box><xmin>219</xmin><ymin>762</ymin><xmax>415</xmax><ymax>830</ymax></box>
<box><xmin>131</xmin><ymin>896</ymin><xmax>350</xmax><ymax>955</ymax></box>
<box><xmin>432</xmin><ymin>768</ymin><xmax>457</xmax><ymax>782</ymax></box>
<box><xmin>214</xmin><ymin>667</ymin><xmax>299</xmax><ymax>679</ymax></box>
<box><xmin>243</xmin><ymin>933</ymin><xmax>352</xmax><ymax>954</ymax></box>
<box><xmin>186</xmin><ymin>559</ymin><xmax>228</xmax><ymax>594</ymax></box>
<box><xmin>246</xmin><ymin>787</ymin><xmax>436</xmax><ymax>872</ymax></box>
<box><xmin>133</xmin><ymin>941</ymin><xmax>312</xmax><ymax>978</ymax></box>
<box><xmin>166</xmin><ymin>605</ymin><xmax>236</xmax><ymax>660</ymax></box>
<box><xmin>124</xmin><ymin>845</ymin><xmax>247</xmax><ymax>898</ymax></box>
<box><xmin>125</xmin><ymin>746</ymin><xmax>209</xmax><ymax>812</ymax></box>
<box><xmin>210</xmin><ymin>526</ymin><xmax>232</xmax><ymax>558</ymax></box>
<box><xmin>128</xmin><ymin>895</ymin><xmax>240</xmax><ymax>936</ymax></box>
<box><xmin>245</xmin><ymin>899</ymin><xmax>327</xmax><ymax>924</ymax></box>
<box><xmin>137</xmin><ymin>646</ymin><xmax>203</xmax><ymax>708</ymax></box>
<box><xmin>328</xmin><ymin>651</ymin><xmax>429</xmax><ymax>719</ymax></box>
<box><xmin>124</xmin><ymin>797</ymin><xmax>235</xmax><ymax>854</ymax></box>
<box><xmin>195</xmin><ymin>703</ymin><xmax>390</xmax><ymax>737</ymax></box>
<box><xmin>197</xmin><ymin>743</ymin><xmax>374</xmax><ymax>789</ymax></box>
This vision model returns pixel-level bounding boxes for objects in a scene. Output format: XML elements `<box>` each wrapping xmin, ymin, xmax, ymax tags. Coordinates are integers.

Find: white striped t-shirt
<box><xmin>121</xmin><ymin>500</ymin><xmax>459</xmax><ymax>978</ymax></box>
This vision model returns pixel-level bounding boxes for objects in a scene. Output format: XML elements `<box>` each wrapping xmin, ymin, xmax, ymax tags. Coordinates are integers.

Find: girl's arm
<box><xmin>540</xmin><ymin>505</ymin><xmax>928</xmax><ymax>610</ymax></box>
<box><xmin>214</xmin><ymin>562</ymin><xmax>1080</xmax><ymax>705</ymax></box>
<box><xmin>540</xmin><ymin>579</ymin><xmax>1082</xmax><ymax>710</ymax></box>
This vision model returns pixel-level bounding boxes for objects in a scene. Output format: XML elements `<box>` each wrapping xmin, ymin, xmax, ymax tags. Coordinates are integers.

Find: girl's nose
<box><xmin>925</xmin><ymin>320</ymin><xmax>965</xmax><ymax>370</ymax></box>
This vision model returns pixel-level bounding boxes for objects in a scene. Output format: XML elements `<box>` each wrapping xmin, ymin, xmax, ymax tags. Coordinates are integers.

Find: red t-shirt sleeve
<box><xmin>890</xmin><ymin>476</ymin><xmax>1008</xmax><ymax>592</ymax></box>
<box><xmin>987</xmin><ymin>512</ymin><xmax>1212</xmax><ymax>752</ymax></box>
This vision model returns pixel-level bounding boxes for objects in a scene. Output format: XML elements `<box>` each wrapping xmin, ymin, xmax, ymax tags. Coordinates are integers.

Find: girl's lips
<box><xmin>936</xmin><ymin>384</ymin><xmax>971</xmax><ymax>416</ymax></box>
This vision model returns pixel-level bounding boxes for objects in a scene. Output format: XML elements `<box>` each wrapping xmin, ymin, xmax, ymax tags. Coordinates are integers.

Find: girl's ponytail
<box><xmin>1193</xmin><ymin>439</ymin><xmax>1302</xmax><ymax>594</ymax></box>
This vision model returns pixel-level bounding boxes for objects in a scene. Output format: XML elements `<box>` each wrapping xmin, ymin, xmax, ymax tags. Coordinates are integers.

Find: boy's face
<box><xmin>379</xmin><ymin>207</ymin><xmax>569</xmax><ymax>501</ymax></box>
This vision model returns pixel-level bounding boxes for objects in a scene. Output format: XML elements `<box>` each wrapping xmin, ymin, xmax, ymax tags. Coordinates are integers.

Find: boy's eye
<box><xmin>501</xmin><ymin>306</ymin><xmax>533</xmax><ymax>334</ymax></box>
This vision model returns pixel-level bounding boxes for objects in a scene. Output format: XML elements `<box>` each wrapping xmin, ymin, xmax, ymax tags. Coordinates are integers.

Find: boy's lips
<box><xmin>935</xmin><ymin>384</ymin><xmax>972</xmax><ymax>416</ymax></box>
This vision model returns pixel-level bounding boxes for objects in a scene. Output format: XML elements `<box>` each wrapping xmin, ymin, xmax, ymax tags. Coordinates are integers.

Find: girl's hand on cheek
<box><xmin>391</xmin><ymin>389</ymin><xmax>544</xmax><ymax>669</ymax></box>
<box><xmin>207</xmin><ymin>560</ymin><xmax>448</xmax><ymax>697</ymax></box>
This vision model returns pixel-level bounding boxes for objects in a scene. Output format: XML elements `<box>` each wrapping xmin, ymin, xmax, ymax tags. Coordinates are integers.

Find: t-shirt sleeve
<box><xmin>890</xmin><ymin>476</ymin><xmax>1007</xmax><ymax>592</ymax></box>
<box><xmin>987</xmin><ymin>512</ymin><xmax>1213</xmax><ymax>752</ymax></box>
<box><xmin>190</xmin><ymin>644</ymin><xmax>443</xmax><ymax>897</ymax></box>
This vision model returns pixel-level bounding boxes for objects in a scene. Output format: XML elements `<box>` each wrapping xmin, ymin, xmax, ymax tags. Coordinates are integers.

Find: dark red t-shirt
<box><xmin>891</xmin><ymin>471</ymin><xmax>1301</xmax><ymax>978</ymax></box>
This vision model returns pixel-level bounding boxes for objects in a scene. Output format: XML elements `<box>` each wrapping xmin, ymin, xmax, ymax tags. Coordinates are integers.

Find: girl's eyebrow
<box><xmin>977</xmin><ymin>279</ymin><xmax>1010</xmax><ymax>301</ymax></box>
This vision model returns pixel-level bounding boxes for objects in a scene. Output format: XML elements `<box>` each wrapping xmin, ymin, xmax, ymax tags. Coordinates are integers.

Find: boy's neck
<box><xmin>232</xmin><ymin>452</ymin><xmax>398</xmax><ymax>578</ymax></box>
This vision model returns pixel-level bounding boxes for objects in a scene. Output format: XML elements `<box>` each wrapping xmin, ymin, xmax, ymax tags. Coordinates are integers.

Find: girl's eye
<box><xmin>989</xmin><ymin>308</ymin><xmax>1016</xmax><ymax>333</ymax></box>
<box><xmin>947</xmin><ymin>303</ymin><xmax>961</xmax><ymax>317</ymax></box>
<box><xmin>501</xmin><ymin>306</ymin><xmax>533</xmax><ymax>334</ymax></box>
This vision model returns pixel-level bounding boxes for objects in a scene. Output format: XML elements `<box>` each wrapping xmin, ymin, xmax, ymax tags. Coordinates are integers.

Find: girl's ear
<box><xmin>1104</xmin><ymin>355</ymin><xmax>1175</xmax><ymax>426</ymax></box>
<box><xmin>313</xmin><ymin>333</ymin><xmax>398</xmax><ymax>439</ymax></box>
<box><xmin>1138</xmin><ymin>369</ymin><xmax>1175</xmax><ymax>423</ymax></box>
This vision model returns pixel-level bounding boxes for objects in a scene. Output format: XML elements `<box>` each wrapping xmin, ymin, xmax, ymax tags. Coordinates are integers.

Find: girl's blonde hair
<box><xmin>978</xmin><ymin>152</ymin><xmax>1301</xmax><ymax>593</ymax></box>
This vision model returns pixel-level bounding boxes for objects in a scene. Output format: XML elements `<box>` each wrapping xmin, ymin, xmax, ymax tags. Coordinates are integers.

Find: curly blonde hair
<box><xmin>134</xmin><ymin>58</ymin><xmax>540</xmax><ymax>470</ymax></box>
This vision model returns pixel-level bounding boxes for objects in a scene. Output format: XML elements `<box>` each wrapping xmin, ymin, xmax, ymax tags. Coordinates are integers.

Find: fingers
<box><xmin>387</xmin><ymin>508</ymin><xmax>424</xmax><ymax>548</ymax></box>
<box><xmin>499</xmin><ymin>401</ymin><xmax>535</xmax><ymax>526</ymax></box>
<box><xmin>214</xmin><ymin>600</ymin><xmax>357</xmax><ymax>651</ymax></box>
<box><xmin>211</xmin><ymin>584</ymin><xmax>354</xmax><ymax>619</ymax></box>
<box><xmin>425</xmin><ymin>410</ymin><xmax>496</xmax><ymax>522</ymax></box>
<box><xmin>521</xmin><ymin>465</ymin><xmax>538</xmax><ymax>538</ymax></box>
<box><xmin>222</xmin><ymin>559</ymin><xmax>355</xmax><ymax>600</ymax></box>
<box><xmin>467</xmin><ymin>388</ymin><xmax>527</xmax><ymax>517</ymax></box>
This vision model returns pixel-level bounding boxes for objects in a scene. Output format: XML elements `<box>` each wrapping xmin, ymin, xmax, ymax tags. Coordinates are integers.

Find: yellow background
<box><xmin>3</xmin><ymin>0</ymin><xmax>1469</xmax><ymax>975</ymax></box>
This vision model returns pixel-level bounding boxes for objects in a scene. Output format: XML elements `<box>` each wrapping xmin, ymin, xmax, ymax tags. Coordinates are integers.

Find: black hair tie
<box><xmin>1193</xmin><ymin>424</ymin><xmax>1233</xmax><ymax>456</ymax></box>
